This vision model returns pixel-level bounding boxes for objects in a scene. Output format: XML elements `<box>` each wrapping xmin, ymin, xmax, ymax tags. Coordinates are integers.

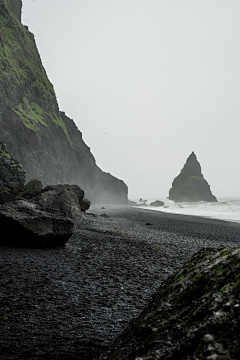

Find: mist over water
<box><xmin>132</xmin><ymin>197</ymin><xmax>240</xmax><ymax>224</ymax></box>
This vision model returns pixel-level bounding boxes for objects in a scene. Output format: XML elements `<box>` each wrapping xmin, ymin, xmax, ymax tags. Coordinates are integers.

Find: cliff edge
<box><xmin>169</xmin><ymin>152</ymin><xmax>217</xmax><ymax>202</ymax></box>
<box><xmin>0</xmin><ymin>0</ymin><xmax>128</xmax><ymax>204</ymax></box>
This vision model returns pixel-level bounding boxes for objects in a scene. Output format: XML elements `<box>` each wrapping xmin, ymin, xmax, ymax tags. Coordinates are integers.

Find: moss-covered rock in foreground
<box><xmin>100</xmin><ymin>245</ymin><xmax>240</xmax><ymax>360</ymax></box>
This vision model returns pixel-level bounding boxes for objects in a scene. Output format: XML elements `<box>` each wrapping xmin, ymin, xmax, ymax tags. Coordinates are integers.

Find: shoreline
<box><xmin>90</xmin><ymin>204</ymin><xmax>240</xmax><ymax>227</ymax></box>
<box><xmin>86</xmin><ymin>204</ymin><xmax>240</xmax><ymax>242</ymax></box>
<box><xmin>135</xmin><ymin>205</ymin><xmax>240</xmax><ymax>227</ymax></box>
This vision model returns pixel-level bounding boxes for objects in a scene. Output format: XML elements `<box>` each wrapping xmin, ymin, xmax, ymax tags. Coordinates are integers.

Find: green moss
<box><xmin>0</xmin><ymin>149</ymin><xmax>11</xmax><ymax>159</ymax></box>
<box><xmin>178</xmin><ymin>274</ymin><xmax>185</xmax><ymax>282</ymax></box>
<box><xmin>220</xmin><ymin>249</ymin><xmax>230</xmax><ymax>256</ymax></box>
<box><xmin>192</xmin><ymin>273</ymin><xmax>203</xmax><ymax>285</ymax></box>
<box><xmin>0</xmin><ymin>8</ymin><xmax>55</xmax><ymax>102</ymax></box>
<box><xmin>219</xmin><ymin>284</ymin><xmax>231</xmax><ymax>295</ymax></box>
<box><xmin>0</xmin><ymin>1</ymin><xmax>73</xmax><ymax>147</ymax></box>
<box><xmin>18</xmin><ymin>181</ymin><xmax>32</xmax><ymax>197</ymax></box>
<box><xmin>0</xmin><ymin>146</ymin><xmax>24</xmax><ymax>172</ymax></box>
<box><xmin>213</xmin><ymin>264</ymin><xmax>223</xmax><ymax>276</ymax></box>
<box><xmin>12</xmin><ymin>98</ymin><xmax>47</xmax><ymax>131</ymax></box>
<box><xmin>227</xmin><ymin>255</ymin><xmax>238</xmax><ymax>263</ymax></box>
<box><xmin>235</xmin><ymin>274</ymin><xmax>240</xmax><ymax>284</ymax></box>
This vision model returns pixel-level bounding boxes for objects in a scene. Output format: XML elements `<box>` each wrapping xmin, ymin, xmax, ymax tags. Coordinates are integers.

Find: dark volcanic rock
<box><xmin>150</xmin><ymin>200</ymin><xmax>164</xmax><ymax>207</ymax></box>
<box><xmin>169</xmin><ymin>152</ymin><xmax>217</xmax><ymax>202</ymax></box>
<box><xmin>80</xmin><ymin>197</ymin><xmax>91</xmax><ymax>212</ymax></box>
<box><xmin>0</xmin><ymin>141</ymin><xmax>25</xmax><ymax>193</ymax></box>
<box><xmin>8</xmin><ymin>0</ymin><xmax>22</xmax><ymax>22</ymax></box>
<box><xmin>43</xmin><ymin>184</ymin><xmax>84</xmax><ymax>203</ymax></box>
<box><xmin>0</xmin><ymin>200</ymin><xmax>73</xmax><ymax>248</ymax></box>
<box><xmin>18</xmin><ymin>179</ymin><xmax>43</xmax><ymax>199</ymax></box>
<box><xmin>100</xmin><ymin>245</ymin><xmax>240</xmax><ymax>360</ymax></box>
<box><xmin>128</xmin><ymin>200</ymin><xmax>137</xmax><ymax>206</ymax></box>
<box><xmin>34</xmin><ymin>186</ymin><xmax>83</xmax><ymax>219</ymax></box>
<box><xmin>0</xmin><ymin>190</ymin><xmax>15</xmax><ymax>204</ymax></box>
<box><xmin>0</xmin><ymin>0</ymin><xmax>128</xmax><ymax>204</ymax></box>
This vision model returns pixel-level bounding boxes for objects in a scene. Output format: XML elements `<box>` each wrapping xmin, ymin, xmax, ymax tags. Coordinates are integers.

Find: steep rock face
<box><xmin>5</xmin><ymin>0</ymin><xmax>21</xmax><ymax>21</ymax></box>
<box><xmin>0</xmin><ymin>141</ymin><xmax>25</xmax><ymax>192</ymax></box>
<box><xmin>100</xmin><ymin>245</ymin><xmax>240</xmax><ymax>360</ymax></box>
<box><xmin>169</xmin><ymin>152</ymin><xmax>217</xmax><ymax>202</ymax></box>
<box><xmin>0</xmin><ymin>0</ymin><xmax>128</xmax><ymax>204</ymax></box>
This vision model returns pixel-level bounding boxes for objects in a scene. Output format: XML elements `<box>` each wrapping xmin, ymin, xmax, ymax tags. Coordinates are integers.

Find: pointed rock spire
<box><xmin>169</xmin><ymin>152</ymin><xmax>217</xmax><ymax>202</ymax></box>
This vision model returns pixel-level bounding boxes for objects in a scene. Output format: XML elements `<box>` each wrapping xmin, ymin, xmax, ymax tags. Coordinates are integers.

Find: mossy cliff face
<box><xmin>0</xmin><ymin>0</ymin><xmax>127</xmax><ymax>203</ymax></box>
<box><xmin>0</xmin><ymin>140</ymin><xmax>25</xmax><ymax>191</ymax></box>
<box><xmin>169</xmin><ymin>152</ymin><xmax>217</xmax><ymax>202</ymax></box>
<box><xmin>101</xmin><ymin>245</ymin><xmax>240</xmax><ymax>360</ymax></box>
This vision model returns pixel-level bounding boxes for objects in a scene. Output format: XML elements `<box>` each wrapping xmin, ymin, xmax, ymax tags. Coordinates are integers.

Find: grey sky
<box><xmin>22</xmin><ymin>0</ymin><xmax>240</xmax><ymax>199</ymax></box>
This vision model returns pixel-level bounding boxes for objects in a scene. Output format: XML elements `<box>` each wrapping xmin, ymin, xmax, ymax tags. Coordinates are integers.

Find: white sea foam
<box><xmin>132</xmin><ymin>197</ymin><xmax>240</xmax><ymax>224</ymax></box>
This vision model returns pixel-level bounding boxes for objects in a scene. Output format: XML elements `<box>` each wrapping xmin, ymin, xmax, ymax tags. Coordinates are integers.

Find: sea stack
<box><xmin>169</xmin><ymin>152</ymin><xmax>217</xmax><ymax>202</ymax></box>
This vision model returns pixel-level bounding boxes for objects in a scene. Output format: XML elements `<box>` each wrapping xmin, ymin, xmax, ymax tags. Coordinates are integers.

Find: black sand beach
<box><xmin>1</xmin><ymin>205</ymin><xmax>240</xmax><ymax>360</ymax></box>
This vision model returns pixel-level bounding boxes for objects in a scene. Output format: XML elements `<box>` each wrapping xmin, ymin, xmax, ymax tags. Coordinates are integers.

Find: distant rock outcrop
<box><xmin>150</xmin><ymin>200</ymin><xmax>164</xmax><ymax>207</ymax></box>
<box><xmin>100</xmin><ymin>245</ymin><xmax>240</xmax><ymax>360</ymax></box>
<box><xmin>169</xmin><ymin>152</ymin><xmax>217</xmax><ymax>202</ymax></box>
<box><xmin>0</xmin><ymin>0</ymin><xmax>128</xmax><ymax>204</ymax></box>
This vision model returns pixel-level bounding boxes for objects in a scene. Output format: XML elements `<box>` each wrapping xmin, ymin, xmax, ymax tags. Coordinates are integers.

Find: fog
<box><xmin>22</xmin><ymin>0</ymin><xmax>240</xmax><ymax>199</ymax></box>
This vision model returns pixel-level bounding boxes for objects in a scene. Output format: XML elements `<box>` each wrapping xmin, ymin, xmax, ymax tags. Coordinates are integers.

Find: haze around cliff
<box><xmin>22</xmin><ymin>0</ymin><xmax>240</xmax><ymax>199</ymax></box>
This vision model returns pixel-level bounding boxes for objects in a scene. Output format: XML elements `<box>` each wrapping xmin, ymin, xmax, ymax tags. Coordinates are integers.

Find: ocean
<box><xmin>132</xmin><ymin>197</ymin><xmax>240</xmax><ymax>224</ymax></box>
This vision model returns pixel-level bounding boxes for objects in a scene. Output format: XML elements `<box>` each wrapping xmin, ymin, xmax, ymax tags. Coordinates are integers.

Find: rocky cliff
<box><xmin>169</xmin><ymin>152</ymin><xmax>217</xmax><ymax>202</ymax></box>
<box><xmin>0</xmin><ymin>0</ymin><xmax>128</xmax><ymax>204</ymax></box>
<box><xmin>0</xmin><ymin>140</ymin><xmax>25</xmax><ymax>193</ymax></box>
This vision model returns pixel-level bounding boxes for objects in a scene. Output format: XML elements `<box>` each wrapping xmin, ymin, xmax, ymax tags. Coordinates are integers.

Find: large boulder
<box><xmin>80</xmin><ymin>197</ymin><xmax>91</xmax><ymax>212</ymax></box>
<box><xmin>169</xmin><ymin>152</ymin><xmax>217</xmax><ymax>202</ymax></box>
<box><xmin>0</xmin><ymin>141</ymin><xmax>25</xmax><ymax>193</ymax></box>
<box><xmin>100</xmin><ymin>245</ymin><xmax>240</xmax><ymax>360</ymax></box>
<box><xmin>34</xmin><ymin>185</ymin><xmax>84</xmax><ymax>219</ymax></box>
<box><xmin>18</xmin><ymin>179</ymin><xmax>43</xmax><ymax>199</ymax></box>
<box><xmin>0</xmin><ymin>200</ymin><xmax>73</xmax><ymax>248</ymax></box>
<box><xmin>43</xmin><ymin>184</ymin><xmax>84</xmax><ymax>203</ymax></box>
<box><xmin>0</xmin><ymin>191</ymin><xmax>15</xmax><ymax>204</ymax></box>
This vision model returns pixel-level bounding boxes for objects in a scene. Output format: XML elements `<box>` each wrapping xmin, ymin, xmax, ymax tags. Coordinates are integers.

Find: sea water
<box><xmin>132</xmin><ymin>197</ymin><xmax>240</xmax><ymax>224</ymax></box>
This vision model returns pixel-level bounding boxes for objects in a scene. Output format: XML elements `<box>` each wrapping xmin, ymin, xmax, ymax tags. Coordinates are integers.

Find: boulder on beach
<box><xmin>150</xmin><ymin>200</ymin><xmax>164</xmax><ymax>207</ymax></box>
<box><xmin>0</xmin><ymin>200</ymin><xmax>73</xmax><ymax>248</ymax></box>
<box><xmin>0</xmin><ymin>191</ymin><xmax>15</xmax><ymax>204</ymax></box>
<box><xmin>80</xmin><ymin>197</ymin><xmax>91</xmax><ymax>212</ymax></box>
<box><xmin>169</xmin><ymin>152</ymin><xmax>217</xmax><ymax>202</ymax></box>
<box><xmin>34</xmin><ymin>185</ymin><xmax>84</xmax><ymax>219</ymax></box>
<box><xmin>100</xmin><ymin>244</ymin><xmax>240</xmax><ymax>360</ymax></box>
<box><xmin>17</xmin><ymin>179</ymin><xmax>43</xmax><ymax>199</ymax></box>
<box><xmin>43</xmin><ymin>184</ymin><xmax>84</xmax><ymax>203</ymax></box>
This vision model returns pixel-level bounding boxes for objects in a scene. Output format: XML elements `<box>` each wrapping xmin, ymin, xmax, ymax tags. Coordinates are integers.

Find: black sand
<box><xmin>0</xmin><ymin>205</ymin><xmax>240</xmax><ymax>359</ymax></box>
